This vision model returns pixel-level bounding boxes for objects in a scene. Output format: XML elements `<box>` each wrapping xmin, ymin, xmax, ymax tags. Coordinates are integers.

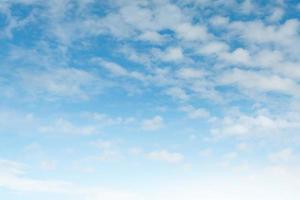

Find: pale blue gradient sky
<box><xmin>0</xmin><ymin>0</ymin><xmax>300</xmax><ymax>199</ymax></box>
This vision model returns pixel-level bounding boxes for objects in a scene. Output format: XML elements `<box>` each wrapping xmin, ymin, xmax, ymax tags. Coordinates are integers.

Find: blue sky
<box><xmin>0</xmin><ymin>0</ymin><xmax>300</xmax><ymax>199</ymax></box>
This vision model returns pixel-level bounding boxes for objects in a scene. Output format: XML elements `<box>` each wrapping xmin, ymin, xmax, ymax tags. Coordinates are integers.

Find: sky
<box><xmin>0</xmin><ymin>0</ymin><xmax>300</xmax><ymax>199</ymax></box>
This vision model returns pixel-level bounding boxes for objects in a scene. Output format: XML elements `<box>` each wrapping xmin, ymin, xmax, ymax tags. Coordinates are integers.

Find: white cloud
<box><xmin>166</xmin><ymin>87</ymin><xmax>189</xmax><ymax>101</ymax></box>
<box><xmin>175</xmin><ymin>23</ymin><xmax>210</xmax><ymax>41</ymax></box>
<box><xmin>198</xmin><ymin>41</ymin><xmax>229</xmax><ymax>55</ymax></box>
<box><xmin>141</xmin><ymin>116</ymin><xmax>164</xmax><ymax>131</ymax></box>
<box><xmin>146</xmin><ymin>150</ymin><xmax>184</xmax><ymax>164</ymax></box>
<box><xmin>94</xmin><ymin>58</ymin><xmax>147</xmax><ymax>81</ymax></box>
<box><xmin>159</xmin><ymin>47</ymin><xmax>184</xmax><ymax>62</ymax></box>
<box><xmin>219</xmin><ymin>69</ymin><xmax>300</xmax><ymax>97</ymax></box>
<box><xmin>138</xmin><ymin>31</ymin><xmax>166</xmax><ymax>43</ymax></box>
<box><xmin>246</xmin><ymin>49</ymin><xmax>300</xmax><ymax>80</ymax></box>
<box><xmin>0</xmin><ymin>159</ymin><xmax>26</xmax><ymax>176</ymax></box>
<box><xmin>0</xmin><ymin>159</ymin><xmax>72</xmax><ymax>193</ymax></box>
<box><xmin>268</xmin><ymin>148</ymin><xmax>294</xmax><ymax>163</ymax></box>
<box><xmin>236</xmin><ymin>143</ymin><xmax>249</xmax><ymax>151</ymax></box>
<box><xmin>98</xmin><ymin>59</ymin><xmax>129</xmax><ymax>76</ymax></box>
<box><xmin>240</xmin><ymin>0</ymin><xmax>255</xmax><ymax>14</ymax></box>
<box><xmin>228</xmin><ymin>19</ymin><xmax>300</xmax><ymax>52</ymax></box>
<box><xmin>92</xmin><ymin>140</ymin><xmax>123</xmax><ymax>161</ymax></box>
<box><xmin>118</xmin><ymin>46</ymin><xmax>152</xmax><ymax>65</ymax></box>
<box><xmin>0</xmin><ymin>109</ymin><xmax>138</xmax><ymax>137</ymax></box>
<box><xmin>253</xmin><ymin>49</ymin><xmax>284</xmax><ymax>67</ymax></box>
<box><xmin>148</xmin><ymin>166</ymin><xmax>300</xmax><ymax>200</ymax></box>
<box><xmin>176</xmin><ymin>68</ymin><xmax>203</xmax><ymax>79</ymax></box>
<box><xmin>220</xmin><ymin>151</ymin><xmax>239</xmax><ymax>167</ymax></box>
<box><xmin>0</xmin><ymin>158</ymin><xmax>138</xmax><ymax>199</ymax></box>
<box><xmin>2</xmin><ymin>159</ymin><xmax>300</xmax><ymax>200</ymax></box>
<box><xmin>40</xmin><ymin>160</ymin><xmax>57</xmax><ymax>171</ymax></box>
<box><xmin>39</xmin><ymin>118</ymin><xmax>97</xmax><ymax>135</ymax></box>
<box><xmin>1</xmin><ymin>2</ymin><xmax>300</xmax><ymax>200</ymax></box>
<box><xmin>222</xmin><ymin>151</ymin><xmax>238</xmax><ymax>160</ymax></box>
<box><xmin>199</xmin><ymin>148</ymin><xmax>213</xmax><ymax>157</ymax></box>
<box><xmin>180</xmin><ymin>105</ymin><xmax>210</xmax><ymax>119</ymax></box>
<box><xmin>128</xmin><ymin>147</ymin><xmax>143</xmax><ymax>156</ymax></box>
<box><xmin>0</xmin><ymin>2</ymin><xmax>37</xmax><ymax>39</ymax></box>
<box><xmin>0</xmin><ymin>110</ymin><xmax>37</xmax><ymax>134</ymax></box>
<box><xmin>78</xmin><ymin>1</ymin><xmax>187</xmax><ymax>41</ymax></box>
<box><xmin>83</xmin><ymin>112</ymin><xmax>135</xmax><ymax>126</ymax></box>
<box><xmin>209</xmin><ymin>15</ymin><xmax>230</xmax><ymax>27</ymax></box>
<box><xmin>119</xmin><ymin>4</ymin><xmax>155</xmax><ymax>31</ymax></box>
<box><xmin>268</xmin><ymin>7</ymin><xmax>284</xmax><ymax>22</ymax></box>
<box><xmin>211</xmin><ymin>112</ymin><xmax>300</xmax><ymax>139</ymax></box>
<box><xmin>220</xmin><ymin>48</ymin><xmax>251</xmax><ymax>65</ymax></box>
<box><xmin>19</xmin><ymin>67</ymin><xmax>102</xmax><ymax>100</ymax></box>
<box><xmin>190</xmin><ymin>79</ymin><xmax>221</xmax><ymax>101</ymax></box>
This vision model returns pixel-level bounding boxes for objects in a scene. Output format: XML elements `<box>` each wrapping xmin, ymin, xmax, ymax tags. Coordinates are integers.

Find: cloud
<box><xmin>222</xmin><ymin>151</ymin><xmax>238</xmax><ymax>160</ymax></box>
<box><xmin>0</xmin><ymin>109</ymin><xmax>139</xmax><ymax>137</ymax></box>
<box><xmin>180</xmin><ymin>105</ymin><xmax>210</xmax><ymax>119</ymax></box>
<box><xmin>92</xmin><ymin>140</ymin><xmax>123</xmax><ymax>161</ymax></box>
<box><xmin>219</xmin><ymin>48</ymin><xmax>251</xmax><ymax>65</ymax></box>
<box><xmin>146</xmin><ymin>150</ymin><xmax>184</xmax><ymax>164</ymax></box>
<box><xmin>19</xmin><ymin>67</ymin><xmax>103</xmax><ymax>100</ymax></box>
<box><xmin>219</xmin><ymin>69</ymin><xmax>300</xmax><ymax>97</ymax></box>
<box><xmin>40</xmin><ymin>160</ymin><xmax>57</xmax><ymax>171</ymax></box>
<box><xmin>175</xmin><ymin>23</ymin><xmax>210</xmax><ymax>41</ymax></box>
<box><xmin>0</xmin><ymin>158</ymin><xmax>138</xmax><ymax>200</ymax></box>
<box><xmin>268</xmin><ymin>7</ymin><xmax>285</xmax><ymax>22</ymax></box>
<box><xmin>1</xmin><ymin>1</ymin><xmax>300</xmax><ymax>199</ymax></box>
<box><xmin>228</xmin><ymin>19</ymin><xmax>300</xmax><ymax>51</ymax></box>
<box><xmin>141</xmin><ymin>116</ymin><xmax>164</xmax><ymax>131</ymax></box>
<box><xmin>0</xmin><ymin>2</ymin><xmax>37</xmax><ymax>39</ymax></box>
<box><xmin>0</xmin><ymin>159</ymin><xmax>27</xmax><ymax>176</ymax></box>
<box><xmin>83</xmin><ymin>112</ymin><xmax>135</xmax><ymax>126</ymax></box>
<box><xmin>75</xmin><ymin>0</ymin><xmax>187</xmax><ymax>42</ymax></box>
<box><xmin>94</xmin><ymin>58</ymin><xmax>147</xmax><ymax>82</ymax></box>
<box><xmin>211</xmin><ymin>111</ymin><xmax>300</xmax><ymax>139</ymax></box>
<box><xmin>241</xmin><ymin>49</ymin><xmax>300</xmax><ymax>80</ymax></box>
<box><xmin>0</xmin><ymin>110</ymin><xmax>37</xmax><ymax>134</ymax></box>
<box><xmin>99</xmin><ymin>59</ymin><xmax>129</xmax><ymax>76</ymax></box>
<box><xmin>138</xmin><ymin>31</ymin><xmax>166</xmax><ymax>43</ymax></box>
<box><xmin>176</xmin><ymin>68</ymin><xmax>203</xmax><ymax>79</ymax></box>
<box><xmin>156</xmin><ymin>47</ymin><xmax>184</xmax><ymax>62</ymax></box>
<box><xmin>128</xmin><ymin>147</ymin><xmax>143</xmax><ymax>156</ymax></box>
<box><xmin>166</xmin><ymin>87</ymin><xmax>189</xmax><ymax>101</ymax></box>
<box><xmin>148</xmin><ymin>166</ymin><xmax>300</xmax><ymax>200</ymax></box>
<box><xmin>0</xmin><ymin>159</ymin><xmax>72</xmax><ymax>193</ymax></box>
<box><xmin>268</xmin><ymin>148</ymin><xmax>294</xmax><ymax>163</ymax></box>
<box><xmin>1</xmin><ymin>159</ymin><xmax>300</xmax><ymax>200</ymax></box>
<box><xmin>39</xmin><ymin>118</ymin><xmax>97</xmax><ymax>135</ymax></box>
<box><xmin>240</xmin><ymin>0</ymin><xmax>255</xmax><ymax>14</ymax></box>
<box><xmin>209</xmin><ymin>15</ymin><xmax>230</xmax><ymax>27</ymax></box>
<box><xmin>197</xmin><ymin>41</ymin><xmax>229</xmax><ymax>55</ymax></box>
<box><xmin>199</xmin><ymin>148</ymin><xmax>213</xmax><ymax>157</ymax></box>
